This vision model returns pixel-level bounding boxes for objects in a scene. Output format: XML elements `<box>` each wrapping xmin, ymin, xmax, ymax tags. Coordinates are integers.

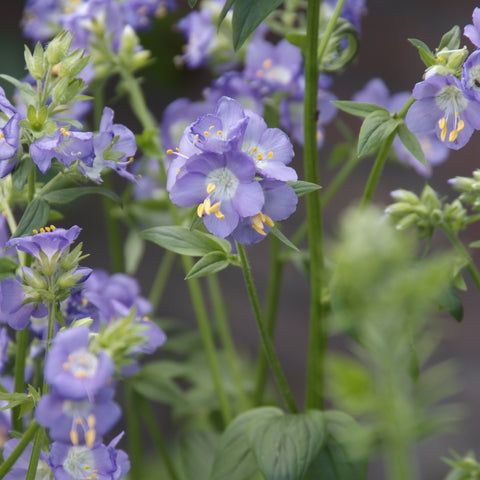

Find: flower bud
<box><xmin>58</xmin><ymin>49</ymin><xmax>90</xmax><ymax>78</ymax></box>
<box><xmin>46</xmin><ymin>31</ymin><xmax>73</xmax><ymax>65</ymax></box>
<box><xmin>119</xmin><ymin>25</ymin><xmax>139</xmax><ymax>58</ymax></box>
<box><xmin>24</xmin><ymin>43</ymin><xmax>47</xmax><ymax>80</ymax></box>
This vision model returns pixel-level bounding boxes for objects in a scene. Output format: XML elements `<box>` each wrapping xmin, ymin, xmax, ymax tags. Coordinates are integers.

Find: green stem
<box><xmin>12</xmin><ymin>329</ymin><xmax>28</xmax><ymax>432</ymax></box>
<box><xmin>207</xmin><ymin>275</ymin><xmax>250</xmax><ymax>411</ymax></box>
<box><xmin>182</xmin><ymin>257</ymin><xmax>232</xmax><ymax>424</ymax></box>
<box><xmin>125</xmin><ymin>384</ymin><xmax>143</xmax><ymax>480</ymax></box>
<box><xmin>237</xmin><ymin>243</ymin><xmax>298</xmax><ymax>413</ymax></box>
<box><xmin>304</xmin><ymin>0</ymin><xmax>332</xmax><ymax>409</ymax></box>
<box><xmin>148</xmin><ymin>250</ymin><xmax>176</xmax><ymax>311</ymax></box>
<box><xmin>253</xmin><ymin>236</ymin><xmax>284</xmax><ymax>405</ymax></box>
<box><xmin>360</xmin><ymin>130</ymin><xmax>396</xmax><ymax>208</ymax></box>
<box><xmin>25</xmin><ymin>429</ymin><xmax>43</xmax><ymax>480</ymax></box>
<box><xmin>142</xmin><ymin>401</ymin><xmax>181</xmax><ymax>480</ymax></box>
<box><xmin>442</xmin><ymin>225</ymin><xmax>480</xmax><ymax>293</ymax></box>
<box><xmin>0</xmin><ymin>421</ymin><xmax>40</xmax><ymax>479</ymax></box>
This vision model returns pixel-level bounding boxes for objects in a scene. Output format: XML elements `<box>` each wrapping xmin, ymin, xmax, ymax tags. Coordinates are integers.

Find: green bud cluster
<box><xmin>20</xmin><ymin>242</ymin><xmax>88</xmax><ymax>306</ymax></box>
<box><xmin>450</xmin><ymin>169</ymin><xmax>480</xmax><ymax>211</ymax></box>
<box><xmin>385</xmin><ymin>185</ymin><xmax>467</xmax><ymax>238</ymax></box>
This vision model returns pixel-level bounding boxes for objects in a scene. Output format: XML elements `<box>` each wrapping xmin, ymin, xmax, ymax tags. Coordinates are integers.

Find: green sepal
<box><xmin>231</xmin><ymin>0</ymin><xmax>285</xmax><ymax>50</ymax></box>
<box><xmin>24</xmin><ymin>42</ymin><xmax>46</xmax><ymax>80</ymax></box>
<box><xmin>51</xmin><ymin>77</ymin><xmax>85</xmax><ymax>107</ymax></box>
<box><xmin>357</xmin><ymin>111</ymin><xmax>400</xmax><ymax>158</ymax></box>
<box><xmin>438</xmin><ymin>285</ymin><xmax>463</xmax><ymax>323</ymax></box>
<box><xmin>185</xmin><ymin>251</ymin><xmax>231</xmax><ymax>279</ymax></box>
<box><xmin>12</xmin><ymin>198</ymin><xmax>50</xmax><ymax>238</ymax></box>
<box><xmin>408</xmin><ymin>38</ymin><xmax>437</xmax><ymax>67</ymax></box>
<box><xmin>438</xmin><ymin>25</ymin><xmax>461</xmax><ymax>51</ymax></box>
<box><xmin>331</xmin><ymin>100</ymin><xmax>389</xmax><ymax>118</ymax></box>
<box><xmin>288</xmin><ymin>180</ymin><xmax>321</xmax><ymax>197</ymax></box>
<box><xmin>43</xmin><ymin>186</ymin><xmax>121</xmax><ymax>205</ymax></box>
<box><xmin>305</xmin><ymin>411</ymin><xmax>368</xmax><ymax>480</ymax></box>
<box><xmin>396</xmin><ymin>122</ymin><xmax>426</xmax><ymax>167</ymax></box>
<box><xmin>141</xmin><ymin>226</ymin><xmax>231</xmax><ymax>256</ymax></box>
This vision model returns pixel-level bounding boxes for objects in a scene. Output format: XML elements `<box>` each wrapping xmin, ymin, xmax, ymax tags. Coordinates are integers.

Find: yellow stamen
<box><xmin>0</xmin><ymin>133</ymin><xmax>4</xmax><ymax>139</ymax></box>
<box><xmin>438</xmin><ymin>117</ymin><xmax>447</xmax><ymax>142</ymax></box>
<box><xmin>206</xmin><ymin>183</ymin><xmax>216</xmax><ymax>194</ymax></box>
<box><xmin>50</xmin><ymin>225</ymin><xmax>56</xmax><ymax>230</ymax></box>
<box><xmin>63</xmin><ymin>362</ymin><xmax>70</xmax><ymax>370</ymax></box>
<box><xmin>257</xmin><ymin>154</ymin><xmax>263</xmax><ymax>161</ymax></box>
<box><xmin>74</xmin><ymin>370</ymin><xmax>88</xmax><ymax>379</ymax></box>
<box><xmin>208</xmin><ymin>201</ymin><xmax>221</xmax><ymax>215</ymax></box>
<box><xmin>449</xmin><ymin>129</ymin><xmax>459</xmax><ymax>142</ymax></box>
<box><xmin>60</xmin><ymin>127</ymin><xmax>70</xmax><ymax>137</ymax></box>
<box><xmin>75</xmin><ymin>417</ymin><xmax>82</xmax><ymax>425</ymax></box>
<box><xmin>45</xmin><ymin>227</ymin><xmax>51</xmax><ymax>232</ymax></box>
<box><xmin>39</xmin><ymin>228</ymin><xmax>45</xmax><ymax>233</ymax></box>
<box><xmin>217</xmin><ymin>130</ymin><xmax>223</xmax><ymax>135</ymax></box>
<box><xmin>85</xmin><ymin>465</ymin><xmax>91</xmax><ymax>470</ymax></box>
<box><xmin>457</xmin><ymin>119</ymin><xmax>465</xmax><ymax>132</ymax></box>
<box><xmin>70</xmin><ymin>430</ymin><xmax>79</xmax><ymax>445</ymax></box>
<box><xmin>215</xmin><ymin>210</ymin><xmax>225</xmax><ymax>219</ymax></box>
<box><xmin>204</xmin><ymin>131</ymin><xmax>210</xmax><ymax>136</ymax></box>
<box><xmin>268</xmin><ymin>151</ymin><xmax>273</xmax><ymax>159</ymax></box>
<box><xmin>252</xmin><ymin>147</ymin><xmax>257</xmax><ymax>153</ymax></box>
<box><xmin>262</xmin><ymin>58</ymin><xmax>273</xmax><ymax>69</ymax></box>
<box><xmin>166</xmin><ymin>149</ymin><xmax>173</xmax><ymax>154</ymax></box>
<box><xmin>251</xmin><ymin>213</ymin><xmax>274</xmax><ymax>236</ymax></box>
<box><xmin>88</xmin><ymin>415</ymin><xmax>96</xmax><ymax>428</ymax></box>
<box><xmin>32</xmin><ymin>229</ymin><xmax>38</xmax><ymax>234</ymax></box>
<box><xmin>209</xmin><ymin>125</ymin><xmax>215</xmax><ymax>130</ymax></box>
<box><xmin>85</xmin><ymin>429</ymin><xmax>96</xmax><ymax>448</ymax></box>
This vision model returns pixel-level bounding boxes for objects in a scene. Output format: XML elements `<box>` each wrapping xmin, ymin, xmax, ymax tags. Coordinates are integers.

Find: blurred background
<box><xmin>3</xmin><ymin>1</ymin><xmax>480</xmax><ymax>478</ymax></box>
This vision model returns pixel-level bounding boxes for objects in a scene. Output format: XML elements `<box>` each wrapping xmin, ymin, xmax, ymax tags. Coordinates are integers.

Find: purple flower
<box><xmin>2</xmin><ymin>438</ymin><xmax>52</xmax><ymax>479</ymax></box>
<box><xmin>244</xmin><ymin>38</ymin><xmax>302</xmax><ymax>95</ymax></box>
<box><xmin>30</xmin><ymin>128</ymin><xmax>94</xmax><ymax>174</ymax></box>
<box><xmin>462</xmin><ymin>49</ymin><xmax>480</xmax><ymax>102</ymax></box>
<box><xmin>241</xmin><ymin>110</ymin><xmax>297</xmax><ymax>181</ymax></box>
<box><xmin>465</xmin><ymin>7</ymin><xmax>480</xmax><ymax>47</ymax></box>
<box><xmin>7</xmin><ymin>225</ymin><xmax>81</xmax><ymax>261</ymax></box>
<box><xmin>231</xmin><ymin>180</ymin><xmax>298</xmax><ymax>244</ymax></box>
<box><xmin>170</xmin><ymin>150</ymin><xmax>264</xmax><ymax>238</ymax></box>
<box><xmin>49</xmin><ymin>435</ymin><xmax>129</xmax><ymax>480</ymax></box>
<box><xmin>35</xmin><ymin>387</ymin><xmax>121</xmax><ymax>447</ymax></box>
<box><xmin>44</xmin><ymin>326</ymin><xmax>114</xmax><ymax>400</ymax></box>
<box><xmin>121</xmin><ymin>0</ymin><xmax>171</xmax><ymax>31</ymax></box>
<box><xmin>406</xmin><ymin>74</ymin><xmax>480</xmax><ymax>150</ymax></box>
<box><xmin>82</xmin><ymin>107</ymin><xmax>137</xmax><ymax>183</ymax></box>
<box><xmin>0</xmin><ymin>277</ymin><xmax>47</xmax><ymax>330</ymax></box>
<box><xmin>0</xmin><ymin>87</ymin><xmax>20</xmax><ymax>177</ymax></box>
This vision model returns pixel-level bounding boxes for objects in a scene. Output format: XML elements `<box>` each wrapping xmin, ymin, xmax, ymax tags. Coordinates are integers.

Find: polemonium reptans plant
<box><xmin>0</xmin><ymin>1</ymin><xmax>479</xmax><ymax>480</ymax></box>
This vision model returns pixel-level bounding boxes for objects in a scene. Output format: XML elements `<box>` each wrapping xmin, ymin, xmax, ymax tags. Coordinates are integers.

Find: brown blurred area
<box><xmin>3</xmin><ymin>1</ymin><xmax>480</xmax><ymax>478</ymax></box>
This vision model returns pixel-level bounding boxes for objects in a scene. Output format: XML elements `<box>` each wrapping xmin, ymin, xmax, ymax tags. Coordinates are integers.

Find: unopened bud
<box><xmin>46</xmin><ymin>31</ymin><xmax>73</xmax><ymax>65</ymax></box>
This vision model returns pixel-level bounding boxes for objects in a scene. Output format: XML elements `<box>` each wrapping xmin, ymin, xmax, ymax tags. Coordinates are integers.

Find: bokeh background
<box><xmin>2</xmin><ymin>1</ymin><xmax>480</xmax><ymax>478</ymax></box>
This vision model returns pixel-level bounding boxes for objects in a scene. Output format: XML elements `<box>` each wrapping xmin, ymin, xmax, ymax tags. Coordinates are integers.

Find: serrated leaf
<box><xmin>232</xmin><ymin>0</ymin><xmax>285</xmax><ymax>50</ymax></box>
<box><xmin>141</xmin><ymin>226</ymin><xmax>231</xmax><ymax>257</ymax></box>
<box><xmin>249</xmin><ymin>408</ymin><xmax>326</xmax><ymax>480</ymax></box>
<box><xmin>288</xmin><ymin>180</ymin><xmax>321</xmax><ymax>197</ymax></box>
<box><xmin>12</xmin><ymin>198</ymin><xmax>50</xmax><ymax>238</ymax></box>
<box><xmin>331</xmin><ymin>101</ymin><xmax>389</xmax><ymax>118</ymax></box>
<box><xmin>218</xmin><ymin>0</ymin><xmax>236</xmax><ymax>28</ymax></box>
<box><xmin>357</xmin><ymin>111</ymin><xmax>399</xmax><ymax>159</ymax></box>
<box><xmin>306</xmin><ymin>411</ymin><xmax>368</xmax><ymax>480</ymax></box>
<box><xmin>438</xmin><ymin>286</ymin><xmax>463</xmax><ymax>323</ymax></box>
<box><xmin>210</xmin><ymin>407</ymin><xmax>279</xmax><ymax>480</ymax></box>
<box><xmin>396</xmin><ymin>123</ymin><xmax>426</xmax><ymax>167</ymax></box>
<box><xmin>270</xmin><ymin>225</ymin><xmax>299</xmax><ymax>252</ymax></box>
<box><xmin>438</xmin><ymin>25</ymin><xmax>461</xmax><ymax>51</ymax></box>
<box><xmin>43</xmin><ymin>186</ymin><xmax>121</xmax><ymax>205</ymax></box>
<box><xmin>185</xmin><ymin>251</ymin><xmax>230</xmax><ymax>279</ymax></box>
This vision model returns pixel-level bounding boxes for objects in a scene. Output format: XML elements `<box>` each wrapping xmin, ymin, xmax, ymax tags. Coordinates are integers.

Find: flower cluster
<box><xmin>405</xmin><ymin>7</ymin><xmax>480</xmax><ymax>151</ymax></box>
<box><xmin>166</xmin><ymin>96</ymin><xmax>298</xmax><ymax>244</ymax></box>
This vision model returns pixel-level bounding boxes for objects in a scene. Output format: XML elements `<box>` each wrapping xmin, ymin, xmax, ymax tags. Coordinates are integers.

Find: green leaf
<box><xmin>438</xmin><ymin>25</ymin><xmax>461</xmax><ymax>51</ymax></box>
<box><xmin>218</xmin><ymin>0</ymin><xmax>236</xmax><ymax>28</ymax></box>
<box><xmin>270</xmin><ymin>225</ymin><xmax>299</xmax><ymax>252</ymax></box>
<box><xmin>285</xmin><ymin>32</ymin><xmax>307</xmax><ymax>53</ymax></box>
<box><xmin>141</xmin><ymin>226</ymin><xmax>231</xmax><ymax>257</ymax></box>
<box><xmin>124</xmin><ymin>230</ymin><xmax>145</xmax><ymax>275</ymax></box>
<box><xmin>0</xmin><ymin>74</ymin><xmax>37</xmax><ymax>107</ymax></box>
<box><xmin>12</xmin><ymin>157</ymin><xmax>33</xmax><ymax>193</ymax></box>
<box><xmin>0</xmin><ymin>257</ymin><xmax>19</xmax><ymax>275</ymax></box>
<box><xmin>232</xmin><ymin>0</ymin><xmax>285</xmax><ymax>50</ymax></box>
<box><xmin>408</xmin><ymin>38</ymin><xmax>437</xmax><ymax>67</ymax></box>
<box><xmin>469</xmin><ymin>240</ymin><xmax>480</xmax><ymax>249</ymax></box>
<box><xmin>13</xmin><ymin>198</ymin><xmax>50</xmax><ymax>238</ymax></box>
<box><xmin>396</xmin><ymin>122</ymin><xmax>426</xmax><ymax>167</ymax></box>
<box><xmin>306</xmin><ymin>411</ymin><xmax>368</xmax><ymax>480</ymax></box>
<box><xmin>357</xmin><ymin>111</ymin><xmax>399</xmax><ymax>159</ymax></box>
<box><xmin>331</xmin><ymin>100</ymin><xmax>389</xmax><ymax>118</ymax></box>
<box><xmin>43</xmin><ymin>186</ymin><xmax>121</xmax><ymax>205</ymax></box>
<box><xmin>0</xmin><ymin>392</ymin><xmax>34</xmax><ymax>413</ymax></box>
<box><xmin>288</xmin><ymin>180</ymin><xmax>321</xmax><ymax>197</ymax></box>
<box><xmin>249</xmin><ymin>408</ymin><xmax>326</xmax><ymax>480</ymax></box>
<box><xmin>210</xmin><ymin>407</ymin><xmax>279</xmax><ymax>480</ymax></box>
<box><xmin>185</xmin><ymin>251</ymin><xmax>231</xmax><ymax>279</ymax></box>
<box><xmin>438</xmin><ymin>286</ymin><xmax>463</xmax><ymax>323</ymax></box>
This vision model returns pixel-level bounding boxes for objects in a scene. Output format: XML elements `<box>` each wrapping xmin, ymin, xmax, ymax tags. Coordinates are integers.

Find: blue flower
<box><xmin>44</xmin><ymin>326</ymin><xmax>114</xmax><ymax>401</ymax></box>
<box><xmin>30</xmin><ymin>128</ymin><xmax>94</xmax><ymax>174</ymax></box>
<box><xmin>6</xmin><ymin>225</ymin><xmax>81</xmax><ymax>261</ymax></box>
<box><xmin>0</xmin><ymin>87</ymin><xmax>20</xmax><ymax>177</ymax></box>
<box><xmin>405</xmin><ymin>74</ymin><xmax>480</xmax><ymax>150</ymax></box>
<box><xmin>170</xmin><ymin>150</ymin><xmax>264</xmax><ymax>238</ymax></box>
<box><xmin>462</xmin><ymin>49</ymin><xmax>480</xmax><ymax>102</ymax></box>
<box><xmin>465</xmin><ymin>7</ymin><xmax>480</xmax><ymax>48</ymax></box>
